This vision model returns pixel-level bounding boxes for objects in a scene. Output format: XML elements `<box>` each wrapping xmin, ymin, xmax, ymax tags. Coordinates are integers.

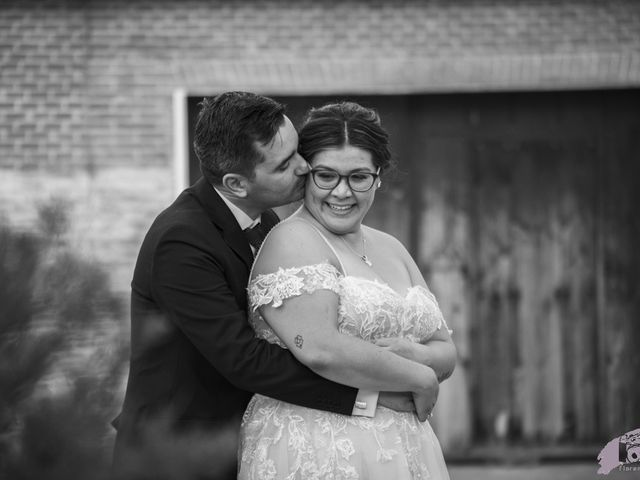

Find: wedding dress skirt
<box><xmin>238</xmin><ymin>263</ymin><xmax>451</xmax><ymax>480</ymax></box>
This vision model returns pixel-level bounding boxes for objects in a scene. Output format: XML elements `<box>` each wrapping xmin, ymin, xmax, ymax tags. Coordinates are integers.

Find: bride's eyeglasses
<box><xmin>309</xmin><ymin>167</ymin><xmax>381</xmax><ymax>192</ymax></box>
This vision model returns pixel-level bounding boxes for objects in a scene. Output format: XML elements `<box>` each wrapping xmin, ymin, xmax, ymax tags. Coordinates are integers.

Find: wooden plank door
<box><xmin>469</xmin><ymin>139</ymin><xmax>600</xmax><ymax>442</ymax></box>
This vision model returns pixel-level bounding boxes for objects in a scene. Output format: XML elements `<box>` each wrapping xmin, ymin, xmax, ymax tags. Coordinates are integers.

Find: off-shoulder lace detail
<box><xmin>248</xmin><ymin>262</ymin><xmax>341</xmax><ymax>310</ymax></box>
<box><xmin>247</xmin><ymin>262</ymin><xmax>341</xmax><ymax>347</ymax></box>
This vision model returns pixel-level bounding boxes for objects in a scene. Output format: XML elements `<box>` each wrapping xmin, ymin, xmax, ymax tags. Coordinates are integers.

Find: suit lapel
<box><xmin>191</xmin><ymin>178</ymin><xmax>254</xmax><ymax>270</ymax></box>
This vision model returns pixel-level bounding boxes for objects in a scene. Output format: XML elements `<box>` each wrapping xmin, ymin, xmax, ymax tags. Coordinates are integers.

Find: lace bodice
<box><xmin>247</xmin><ymin>262</ymin><xmax>449</xmax><ymax>348</ymax></box>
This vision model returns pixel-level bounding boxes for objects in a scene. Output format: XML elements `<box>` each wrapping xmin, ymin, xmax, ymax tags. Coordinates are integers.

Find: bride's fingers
<box><xmin>416</xmin><ymin>407</ymin><xmax>428</xmax><ymax>422</ymax></box>
<box><xmin>412</xmin><ymin>392</ymin><xmax>430</xmax><ymax>422</ymax></box>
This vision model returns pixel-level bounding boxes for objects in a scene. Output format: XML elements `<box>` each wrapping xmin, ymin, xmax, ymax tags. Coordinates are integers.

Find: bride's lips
<box><xmin>326</xmin><ymin>202</ymin><xmax>356</xmax><ymax>215</ymax></box>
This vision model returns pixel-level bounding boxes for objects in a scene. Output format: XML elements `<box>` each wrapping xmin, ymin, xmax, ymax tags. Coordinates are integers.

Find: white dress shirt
<box><xmin>214</xmin><ymin>187</ymin><xmax>260</xmax><ymax>253</ymax></box>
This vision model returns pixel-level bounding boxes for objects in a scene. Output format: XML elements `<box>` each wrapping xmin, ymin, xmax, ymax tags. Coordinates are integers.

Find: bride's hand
<box><xmin>375</xmin><ymin>337</ymin><xmax>419</xmax><ymax>362</ymax></box>
<box><xmin>412</xmin><ymin>368</ymin><xmax>439</xmax><ymax>422</ymax></box>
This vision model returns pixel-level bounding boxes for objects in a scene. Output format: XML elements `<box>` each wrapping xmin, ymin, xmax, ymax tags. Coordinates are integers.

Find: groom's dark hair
<box><xmin>194</xmin><ymin>92</ymin><xmax>286</xmax><ymax>185</ymax></box>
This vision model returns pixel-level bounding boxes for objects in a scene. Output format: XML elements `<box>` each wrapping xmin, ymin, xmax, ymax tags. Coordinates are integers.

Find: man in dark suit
<box><xmin>112</xmin><ymin>92</ymin><xmax>440</xmax><ymax>479</ymax></box>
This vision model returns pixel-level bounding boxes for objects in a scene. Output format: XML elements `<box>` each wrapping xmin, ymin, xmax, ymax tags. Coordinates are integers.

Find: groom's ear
<box><xmin>221</xmin><ymin>173</ymin><xmax>249</xmax><ymax>198</ymax></box>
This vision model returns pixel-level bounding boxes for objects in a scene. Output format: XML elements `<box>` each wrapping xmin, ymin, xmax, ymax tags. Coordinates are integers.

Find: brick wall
<box><xmin>3</xmin><ymin>0</ymin><xmax>639</xmax><ymax>170</ymax></box>
<box><xmin>1</xmin><ymin>2</ymin><xmax>88</xmax><ymax>169</ymax></box>
<box><xmin>1</xmin><ymin>0</ymin><xmax>639</xmax><ymax>295</ymax></box>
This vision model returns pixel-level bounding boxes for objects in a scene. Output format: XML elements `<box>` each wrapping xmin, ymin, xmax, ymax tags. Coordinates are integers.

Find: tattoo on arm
<box><xmin>294</xmin><ymin>334</ymin><xmax>304</xmax><ymax>349</ymax></box>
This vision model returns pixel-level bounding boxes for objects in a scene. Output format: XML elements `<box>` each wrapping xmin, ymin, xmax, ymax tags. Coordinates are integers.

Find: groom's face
<box><xmin>245</xmin><ymin>116</ymin><xmax>310</xmax><ymax>210</ymax></box>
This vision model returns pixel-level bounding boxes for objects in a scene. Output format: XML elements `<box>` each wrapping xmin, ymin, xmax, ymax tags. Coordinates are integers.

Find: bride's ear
<box><xmin>221</xmin><ymin>173</ymin><xmax>249</xmax><ymax>198</ymax></box>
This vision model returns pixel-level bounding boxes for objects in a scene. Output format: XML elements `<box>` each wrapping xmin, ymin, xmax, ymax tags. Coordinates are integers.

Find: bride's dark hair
<box><xmin>298</xmin><ymin>102</ymin><xmax>394</xmax><ymax>172</ymax></box>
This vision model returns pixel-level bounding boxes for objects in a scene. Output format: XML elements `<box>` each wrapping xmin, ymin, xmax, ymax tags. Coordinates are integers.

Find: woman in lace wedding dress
<box><xmin>239</xmin><ymin>102</ymin><xmax>455</xmax><ymax>479</ymax></box>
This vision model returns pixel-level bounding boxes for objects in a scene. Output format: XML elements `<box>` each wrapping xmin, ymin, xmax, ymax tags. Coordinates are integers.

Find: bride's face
<box><xmin>304</xmin><ymin>145</ymin><xmax>379</xmax><ymax>235</ymax></box>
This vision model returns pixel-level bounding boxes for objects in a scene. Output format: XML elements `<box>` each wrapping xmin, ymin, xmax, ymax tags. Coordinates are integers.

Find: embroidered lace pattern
<box><xmin>247</xmin><ymin>263</ymin><xmax>342</xmax><ymax>348</ymax></box>
<box><xmin>240</xmin><ymin>263</ymin><xmax>451</xmax><ymax>480</ymax></box>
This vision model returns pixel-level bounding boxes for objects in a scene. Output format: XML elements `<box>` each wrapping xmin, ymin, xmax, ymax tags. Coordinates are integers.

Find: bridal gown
<box><xmin>238</xmin><ymin>248</ymin><xmax>451</xmax><ymax>479</ymax></box>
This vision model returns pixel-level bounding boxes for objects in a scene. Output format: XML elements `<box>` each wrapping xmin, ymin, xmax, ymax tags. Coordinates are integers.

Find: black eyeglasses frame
<box><xmin>308</xmin><ymin>167</ymin><xmax>381</xmax><ymax>192</ymax></box>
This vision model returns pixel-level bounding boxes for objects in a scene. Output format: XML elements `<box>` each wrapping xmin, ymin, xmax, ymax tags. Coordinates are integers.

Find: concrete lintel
<box><xmin>177</xmin><ymin>51</ymin><xmax>640</xmax><ymax>95</ymax></box>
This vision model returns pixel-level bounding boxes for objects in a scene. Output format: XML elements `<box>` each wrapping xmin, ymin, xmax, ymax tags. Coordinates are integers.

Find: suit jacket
<box><xmin>112</xmin><ymin>177</ymin><xmax>357</xmax><ymax>478</ymax></box>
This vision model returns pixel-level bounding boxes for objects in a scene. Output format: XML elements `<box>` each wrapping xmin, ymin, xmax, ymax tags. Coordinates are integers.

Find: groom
<box><xmin>112</xmin><ymin>92</ymin><xmax>437</xmax><ymax>479</ymax></box>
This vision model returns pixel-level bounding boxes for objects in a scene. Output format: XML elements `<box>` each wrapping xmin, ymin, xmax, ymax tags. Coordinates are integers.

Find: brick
<box><xmin>1</xmin><ymin>0</ymin><xmax>639</xmax><ymax>301</ymax></box>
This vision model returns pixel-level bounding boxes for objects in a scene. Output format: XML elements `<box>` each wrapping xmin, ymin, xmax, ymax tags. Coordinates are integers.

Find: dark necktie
<box><xmin>243</xmin><ymin>210</ymin><xmax>280</xmax><ymax>254</ymax></box>
<box><xmin>243</xmin><ymin>222</ymin><xmax>267</xmax><ymax>251</ymax></box>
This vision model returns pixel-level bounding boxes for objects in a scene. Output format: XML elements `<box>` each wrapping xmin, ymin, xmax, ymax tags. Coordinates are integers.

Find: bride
<box><xmin>239</xmin><ymin>102</ymin><xmax>455</xmax><ymax>479</ymax></box>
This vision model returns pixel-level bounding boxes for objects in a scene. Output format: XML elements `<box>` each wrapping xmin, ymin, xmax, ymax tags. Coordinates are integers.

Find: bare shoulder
<box><xmin>254</xmin><ymin>217</ymin><xmax>338</xmax><ymax>274</ymax></box>
<box><xmin>364</xmin><ymin>225</ymin><xmax>425</xmax><ymax>285</ymax></box>
<box><xmin>363</xmin><ymin>225</ymin><xmax>411</xmax><ymax>259</ymax></box>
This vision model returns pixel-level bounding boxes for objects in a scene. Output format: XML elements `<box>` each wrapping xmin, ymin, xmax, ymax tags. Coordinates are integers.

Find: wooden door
<box><xmin>469</xmin><ymin>139</ymin><xmax>600</xmax><ymax>442</ymax></box>
<box><xmin>409</xmin><ymin>90</ymin><xmax>640</xmax><ymax>450</ymax></box>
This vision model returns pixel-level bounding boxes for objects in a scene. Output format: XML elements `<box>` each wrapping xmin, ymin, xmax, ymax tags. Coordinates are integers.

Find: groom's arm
<box><xmin>376</xmin><ymin>334</ymin><xmax>455</xmax><ymax>413</ymax></box>
<box><xmin>152</xmin><ymin>224</ymin><xmax>360</xmax><ymax>415</ymax></box>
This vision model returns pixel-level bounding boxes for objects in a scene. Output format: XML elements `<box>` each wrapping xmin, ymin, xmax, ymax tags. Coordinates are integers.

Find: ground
<box><xmin>448</xmin><ymin>463</ymin><xmax>636</xmax><ymax>480</ymax></box>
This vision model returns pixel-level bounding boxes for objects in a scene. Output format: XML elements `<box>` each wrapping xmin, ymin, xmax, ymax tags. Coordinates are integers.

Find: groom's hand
<box><xmin>412</xmin><ymin>368</ymin><xmax>439</xmax><ymax>422</ymax></box>
<box><xmin>377</xmin><ymin>392</ymin><xmax>415</xmax><ymax>412</ymax></box>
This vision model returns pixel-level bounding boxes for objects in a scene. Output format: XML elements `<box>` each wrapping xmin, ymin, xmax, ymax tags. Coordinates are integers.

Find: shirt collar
<box><xmin>213</xmin><ymin>186</ymin><xmax>260</xmax><ymax>230</ymax></box>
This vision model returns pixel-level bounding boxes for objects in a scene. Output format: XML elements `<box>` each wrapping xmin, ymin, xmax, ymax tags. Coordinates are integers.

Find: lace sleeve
<box><xmin>248</xmin><ymin>262</ymin><xmax>342</xmax><ymax>311</ymax></box>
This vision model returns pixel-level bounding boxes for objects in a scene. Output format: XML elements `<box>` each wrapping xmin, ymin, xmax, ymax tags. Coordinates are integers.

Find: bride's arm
<box><xmin>375</xmin><ymin>233</ymin><xmax>457</xmax><ymax>383</ymax></box>
<box><xmin>376</xmin><ymin>330</ymin><xmax>456</xmax><ymax>382</ymax></box>
<box><xmin>254</xmin><ymin>221</ymin><xmax>438</xmax><ymax>402</ymax></box>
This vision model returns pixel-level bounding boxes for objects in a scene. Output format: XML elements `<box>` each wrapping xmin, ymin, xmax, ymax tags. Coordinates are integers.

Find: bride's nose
<box><xmin>331</xmin><ymin>177</ymin><xmax>353</xmax><ymax>197</ymax></box>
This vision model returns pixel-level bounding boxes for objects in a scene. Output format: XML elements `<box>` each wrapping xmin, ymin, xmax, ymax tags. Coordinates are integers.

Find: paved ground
<box><xmin>448</xmin><ymin>463</ymin><xmax>636</xmax><ymax>480</ymax></box>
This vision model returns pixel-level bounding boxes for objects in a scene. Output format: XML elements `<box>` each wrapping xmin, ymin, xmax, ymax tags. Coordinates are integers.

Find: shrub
<box><xmin>0</xmin><ymin>201</ymin><xmax>126</xmax><ymax>479</ymax></box>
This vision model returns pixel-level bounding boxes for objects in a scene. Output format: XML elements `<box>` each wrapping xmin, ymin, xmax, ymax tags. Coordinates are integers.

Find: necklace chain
<box><xmin>339</xmin><ymin>232</ymin><xmax>372</xmax><ymax>267</ymax></box>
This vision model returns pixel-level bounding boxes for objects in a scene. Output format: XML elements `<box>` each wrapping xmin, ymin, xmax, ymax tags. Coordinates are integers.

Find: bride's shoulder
<box><xmin>256</xmin><ymin>216</ymin><xmax>336</xmax><ymax>272</ymax></box>
<box><xmin>363</xmin><ymin>225</ymin><xmax>418</xmax><ymax>269</ymax></box>
<box><xmin>363</xmin><ymin>225</ymin><xmax>408</xmax><ymax>254</ymax></box>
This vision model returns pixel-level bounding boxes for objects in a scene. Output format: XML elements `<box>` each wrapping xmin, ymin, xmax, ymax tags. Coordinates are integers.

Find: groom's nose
<box><xmin>294</xmin><ymin>155</ymin><xmax>310</xmax><ymax>175</ymax></box>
